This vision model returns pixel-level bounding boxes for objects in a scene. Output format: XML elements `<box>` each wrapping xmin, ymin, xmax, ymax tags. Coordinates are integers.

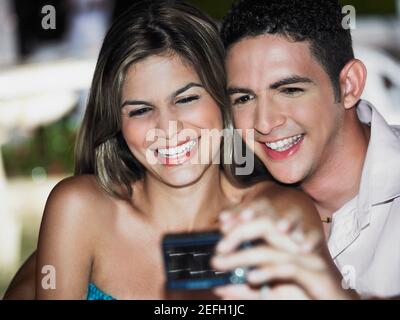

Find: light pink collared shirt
<box><xmin>328</xmin><ymin>100</ymin><xmax>400</xmax><ymax>298</ymax></box>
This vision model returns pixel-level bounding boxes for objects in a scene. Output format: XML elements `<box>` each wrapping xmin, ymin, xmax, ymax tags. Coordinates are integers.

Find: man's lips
<box><xmin>260</xmin><ymin>134</ymin><xmax>305</xmax><ymax>161</ymax></box>
<box><xmin>263</xmin><ymin>134</ymin><xmax>303</xmax><ymax>145</ymax></box>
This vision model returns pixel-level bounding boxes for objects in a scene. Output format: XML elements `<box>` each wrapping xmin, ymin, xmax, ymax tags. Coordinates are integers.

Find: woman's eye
<box><xmin>232</xmin><ymin>94</ymin><xmax>253</xmax><ymax>105</ymax></box>
<box><xmin>175</xmin><ymin>95</ymin><xmax>200</xmax><ymax>105</ymax></box>
<box><xmin>281</xmin><ymin>87</ymin><xmax>304</xmax><ymax>96</ymax></box>
<box><xmin>128</xmin><ymin>107</ymin><xmax>152</xmax><ymax>117</ymax></box>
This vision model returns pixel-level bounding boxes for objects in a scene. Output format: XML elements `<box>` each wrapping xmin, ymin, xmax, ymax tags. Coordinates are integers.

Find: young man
<box><xmin>213</xmin><ymin>0</ymin><xmax>400</xmax><ymax>299</ymax></box>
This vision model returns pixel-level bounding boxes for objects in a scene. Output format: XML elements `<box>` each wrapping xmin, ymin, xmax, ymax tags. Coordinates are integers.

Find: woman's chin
<box><xmin>155</xmin><ymin>164</ymin><xmax>210</xmax><ymax>188</ymax></box>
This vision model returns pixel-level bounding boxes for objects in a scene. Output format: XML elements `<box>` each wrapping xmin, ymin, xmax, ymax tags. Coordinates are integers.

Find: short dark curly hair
<box><xmin>221</xmin><ymin>0</ymin><xmax>355</xmax><ymax>101</ymax></box>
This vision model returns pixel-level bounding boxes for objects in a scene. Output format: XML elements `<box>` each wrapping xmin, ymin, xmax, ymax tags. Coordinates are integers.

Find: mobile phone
<box><xmin>162</xmin><ymin>230</ymin><xmax>251</xmax><ymax>290</ymax></box>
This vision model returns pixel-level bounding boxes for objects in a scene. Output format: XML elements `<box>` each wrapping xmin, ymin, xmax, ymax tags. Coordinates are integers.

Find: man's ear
<box><xmin>339</xmin><ymin>59</ymin><xmax>367</xmax><ymax>110</ymax></box>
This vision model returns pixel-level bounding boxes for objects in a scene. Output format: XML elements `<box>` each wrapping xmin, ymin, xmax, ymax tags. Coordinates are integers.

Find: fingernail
<box><xmin>240</xmin><ymin>209</ymin><xmax>254</xmax><ymax>221</ymax></box>
<box><xmin>221</xmin><ymin>222</ymin><xmax>233</xmax><ymax>232</ymax></box>
<box><xmin>291</xmin><ymin>230</ymin><xmax>305</xmax><ymax>242</ymax></box>
<box><xmin>247</xmin><ymin>270</ymin><xmax>266</xmax><ymax>282</ymax></box>
<box><xmin>216</xmin><ymin>240</ymin><xmax>229</xmax><ymax>253</ymax></box>
<box><xmin>212</xmin><ymin>255</ymin><xmax>221</xmax><ymax>263</ymax></box>
<box><xmin>277</xmin><ymin>219</ymin><xmax>290</xmax><ymax>232</ymax></box>
<box><xmin>301</xmin><ymin>242</ymin><xmax>313</xmax><ymax>253</ymax></box>
<box><xmin>213</xmin><ymin>287</ymin><xmax>225</xmax><ymax>295</ymax></box>
<box><xmin>212</xmin><ymin>255</ymin><xmax>224</xmax><ymax>267</ymax></box>
<box><xmin>219</xmin><ymin>211</ymin><xmax>232</xmax><ymax>221</ymax></box>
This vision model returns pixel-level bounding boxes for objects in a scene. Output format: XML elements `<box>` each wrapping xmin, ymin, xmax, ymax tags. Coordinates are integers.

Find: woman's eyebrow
<box><xmin>120</xmin><ymin>100</ymin><xmax>154</xmax><ymax>108</ymax></box>
<box><xmin>120</xmin><ymin>82</ymin><xmax>203</xmax><ymax>108</ymax></box>
<box><xmin>171</xmin><ymin>82</ymin><xmax>203</xmax><ymax>98</ymax></box>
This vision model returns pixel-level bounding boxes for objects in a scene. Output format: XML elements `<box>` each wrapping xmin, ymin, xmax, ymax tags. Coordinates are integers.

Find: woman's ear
<box><xmin>338</xmin><ymin>59</ymin><xmax>367</xmax><ymax>110</ymax></box>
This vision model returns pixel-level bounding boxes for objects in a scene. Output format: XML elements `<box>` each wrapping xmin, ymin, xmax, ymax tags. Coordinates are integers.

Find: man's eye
<box><xmin>176</xmin><ymin>95</ymin><xmax>200</xmax><ymax>105</ymax></box>
<box><xmin>232</xmin><ymin>95</ymin><xmax>253</xmax><ymax>105</ymax></box>
<box><xmin>281</xmin><ymin>88</ymin><xmax>304</xmax><ymax>96</ymax></box>
<box><xmin>128</xmin><ymin>107</ymin><xmax>152</xmax><ymax>117</ymax></box>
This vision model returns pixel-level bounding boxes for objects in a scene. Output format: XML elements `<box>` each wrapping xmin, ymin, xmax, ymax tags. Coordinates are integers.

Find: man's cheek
<box><xmin>233</xmin><ymin>114</ymin><xmax>250</xmax><ymax>130</ymax></box>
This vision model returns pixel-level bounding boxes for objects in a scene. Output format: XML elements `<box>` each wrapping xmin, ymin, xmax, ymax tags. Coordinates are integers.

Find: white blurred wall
<box><xmin>0</xmin><ymin>0</ymin><xmax>17</xmax><ymax>67</ymax></box>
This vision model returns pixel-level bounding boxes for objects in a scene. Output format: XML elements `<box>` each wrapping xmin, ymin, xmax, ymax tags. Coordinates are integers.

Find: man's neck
<box><xmin>301</xmin><ymin>109</ymin><xmax>371</xmax><ymax>217</ymax></box>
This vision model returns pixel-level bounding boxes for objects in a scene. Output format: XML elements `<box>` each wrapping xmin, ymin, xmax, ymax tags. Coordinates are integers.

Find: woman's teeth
<box><xmin>158</xmin><ymin>140</ymin><xmax>196</xmax><ymax>157</ymax></box>
<box><xmin>265</xmin><ymin>134</ymin><xmax>303</xmax><ymax>152</ymax></box>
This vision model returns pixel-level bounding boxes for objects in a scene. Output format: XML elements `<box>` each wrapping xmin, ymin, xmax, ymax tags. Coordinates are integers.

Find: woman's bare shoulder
<box><xmin>50</xmin><ymin>174</ymin><xmax>102</xmax><ymax>197</ymax></box>
<box><xmin>48</xmin><ymin>174</ymin><xmax>113</xmax><ymax>205</ymax></box>
<box><xmin>42</xmin><ymin>175</ymin><xmax>116</xmax><ymax>229</ymax></box>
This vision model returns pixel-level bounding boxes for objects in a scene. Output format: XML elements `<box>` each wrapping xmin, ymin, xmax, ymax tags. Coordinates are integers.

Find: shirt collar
<box><xmin>356</xmin><ymin>100</ymin><xmax>400</xmax><ymax>229</ymax></box>
<box><xmin>328</xmin><ymin>100</ymin><xmax>400</xmax><ymax>259</ymax></box>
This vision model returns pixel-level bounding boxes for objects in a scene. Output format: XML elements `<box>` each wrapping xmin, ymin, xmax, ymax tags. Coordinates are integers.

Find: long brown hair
<box><xmin>74</xmin><ymin>0</ymin><xmax>236</xmax><ymax>200</ymax></box>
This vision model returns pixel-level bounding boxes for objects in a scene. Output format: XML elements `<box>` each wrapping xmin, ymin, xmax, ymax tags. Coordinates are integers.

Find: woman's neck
<box><xmin>132</xmin><ymin>165</ymin><xmax>229</xmax><ymax>233</ymax></box>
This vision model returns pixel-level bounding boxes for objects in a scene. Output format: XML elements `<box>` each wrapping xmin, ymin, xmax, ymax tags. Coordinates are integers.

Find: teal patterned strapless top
<box><xmin>87</xmin><ymin>283</ymin><xmax>116</xmax><ymax>300</ymax></box>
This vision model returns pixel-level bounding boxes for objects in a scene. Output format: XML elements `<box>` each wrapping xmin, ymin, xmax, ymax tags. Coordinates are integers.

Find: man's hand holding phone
<box><xmin>210</xmin><ymin>198</ymin><xmax>356</xmax><ymax>300</ymax></box>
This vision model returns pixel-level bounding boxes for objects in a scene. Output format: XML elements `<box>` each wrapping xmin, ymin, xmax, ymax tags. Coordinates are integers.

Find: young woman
<box><xmin>5</xmin><ymin>0</ymin><xmax>333</xmax><ymax>300</ymax></box>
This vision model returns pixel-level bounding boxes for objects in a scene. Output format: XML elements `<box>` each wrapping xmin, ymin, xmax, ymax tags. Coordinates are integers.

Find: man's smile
<box><xmin>261</xmin><ymin>134</ymin><xmax>305</xmax><ymax>160</ymax></box>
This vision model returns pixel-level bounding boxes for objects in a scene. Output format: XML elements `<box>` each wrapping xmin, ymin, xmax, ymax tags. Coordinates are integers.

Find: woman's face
<box><xmin>121</xmin><ymin>53</ymin><xmax>223</xmax><ymax>187</ymax></box>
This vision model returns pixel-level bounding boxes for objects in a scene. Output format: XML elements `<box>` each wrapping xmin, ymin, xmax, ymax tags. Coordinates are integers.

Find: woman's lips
<box><xmin>160</xmin><ymin>151</ymin><xmax>193</xmax><ymax>166</ymax></box>
<box><xmin>261</xmin><ymin>135</ymin><xmax>305</xmax><ymax>161</ymax></box>
<box><xmin>156</xmin><ymin>138</ymin><xmax>199</xmax><ymax>167</ymax></box>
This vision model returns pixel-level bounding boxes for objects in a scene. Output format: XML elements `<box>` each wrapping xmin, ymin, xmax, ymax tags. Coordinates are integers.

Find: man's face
<box><xmin>226</xmin><ymin>34</ymin><xmax>345</xmax><ymax>184</ymax></box>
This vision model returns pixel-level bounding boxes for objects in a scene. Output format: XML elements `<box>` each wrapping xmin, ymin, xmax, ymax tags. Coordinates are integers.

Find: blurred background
<box><xmin>0</xmin><ymin>0</ymin><xmax>399</xmax><ymax>298</ymax></box>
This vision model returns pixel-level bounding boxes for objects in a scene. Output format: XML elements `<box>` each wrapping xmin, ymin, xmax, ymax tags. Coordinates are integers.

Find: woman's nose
<box><xmin>156</xmin><ymin>110</ymin><xmax>184</xmax><ymax>140</ymax></box>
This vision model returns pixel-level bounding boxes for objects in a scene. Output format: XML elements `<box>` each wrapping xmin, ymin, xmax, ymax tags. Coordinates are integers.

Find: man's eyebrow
<box><xmin>227</xmin><ymin>87</ymin><xmax>255</xmax><ymax>95</ymax></box>
<box><xmin>269</xmin><ymin>76</ymin><xmax>315</xmax><ymax>89</ymax></box>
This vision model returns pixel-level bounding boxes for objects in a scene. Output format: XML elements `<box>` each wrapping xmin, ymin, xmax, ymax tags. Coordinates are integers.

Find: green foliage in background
<box><xmin>2</xmin><ymin>113</ymin><xmax>77</xmax><ymax>177</ymax></box>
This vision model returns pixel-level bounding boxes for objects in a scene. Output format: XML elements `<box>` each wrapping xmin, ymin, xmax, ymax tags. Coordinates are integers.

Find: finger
<box><xmin>246</xmin><ymin>198</ymin><xmax>280</xmax><ymax>223</ymax></box>
<box><xmin>213</xmin><ymin>284</ymin><xmax>259</xmax><ymax>300</ymax></box>
<box><xmin>218</xmin><ymin>210</ymin><xmax>238</xmax><ymax>231</ymax></box>
<box><xmin>265</xmin><ymin>285</ymin><xmax>311</xmax><ymax>300</ymax></box>
<box><xmin>220</xmin><ymin>198</ymin><xmax>278</xmax><ymax>232</ymax></box>
<box><xmin>219</xmin><ymin>208</ymin><xmax>254</xmax><ymax>233</ymax></box>
<box><xmin>276</xmin><ymin>209</ymin><xmax>303</xmax><ymax>234</ymax></box>
<box><xmin>216</xmin><ymin>217</ymin><xmax>301</xmax><ymax>254</ymax></box>
<box><xmin>246</xmin><ymin>261</ymin><xmax>343</xmax><ymax>299</ymax></box>
<box><xmin>300</xmin><ymin>229</ymin><xmax>323</xmax><ymax>253</ymax></box>
<box><xmin>214</xmin><ymin>282</ymin><xmax>312</xmax><ymax>300</ymax></box>
<box><xmin>245</xmin><ymin>251</ymin><xmax>326</xmax><ymax>283</ymax></box>
<box><xmin>219</xmin><ymin>210</ymin><xmax>234</xmax><ymax>223</ymax></box>
<box><xmin>212</xmin><ymin>246</ymin><xmax>293</xmax><ymax>271</ymax></box>
<box><xmin>246</xmin><ymin>253</ymin><xmax>326</xmax><ymax>285</ymax></box>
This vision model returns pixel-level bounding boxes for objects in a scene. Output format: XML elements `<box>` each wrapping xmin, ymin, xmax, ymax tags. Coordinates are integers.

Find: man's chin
<box><xmin>265</xmin><ymin>165</ymin><xmax>306</xmax><ymax>185</ymax></box>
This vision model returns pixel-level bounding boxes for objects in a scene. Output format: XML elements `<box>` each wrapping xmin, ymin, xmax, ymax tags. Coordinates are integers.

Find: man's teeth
<box><xmin>265</xmin><ymin>134</ymin><xmax>303</xmax><ymax>152</ymax></box>
<box><xmin>158</xmin><ymin>140</ymin><xmax>196</xmax><ymax>157</ymax></box>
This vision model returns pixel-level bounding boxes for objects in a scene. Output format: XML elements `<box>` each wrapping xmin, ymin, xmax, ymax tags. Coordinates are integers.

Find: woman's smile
<box><xmin>156</xmin><ymin>138</ymin><xmax>199</xmax><ymax>166</ymax></box>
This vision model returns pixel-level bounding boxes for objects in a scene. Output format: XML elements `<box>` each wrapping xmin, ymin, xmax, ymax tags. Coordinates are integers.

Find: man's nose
<box><xmin>254</xmin><ymin>98</ymin><xmax>286</xmax><ymax>135</ymax></box>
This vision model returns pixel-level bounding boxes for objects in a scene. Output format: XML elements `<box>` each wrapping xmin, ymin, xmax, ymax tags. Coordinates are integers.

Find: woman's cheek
<box><xmin>122</xmin><ymin>120</ymin><xmax>150</xmax><ymax>150</ymax></box>
<box><xmin>190</xmin><ymin>100</ymin><xmax>223</xmax><ymax>130</ymax></box>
